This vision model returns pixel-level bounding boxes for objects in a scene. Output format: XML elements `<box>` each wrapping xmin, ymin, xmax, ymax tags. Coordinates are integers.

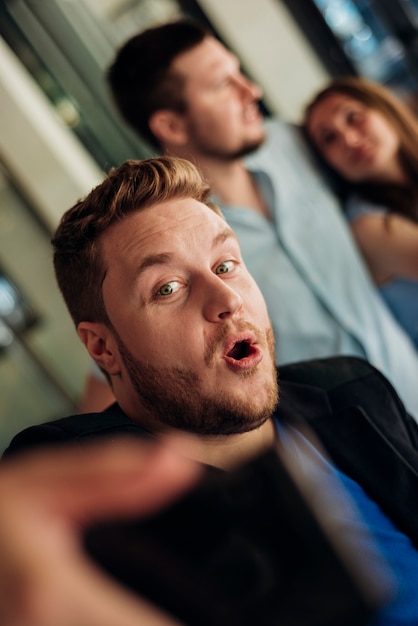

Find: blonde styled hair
<box><xmin>52</xmin><ymin>156</ymin><xmax>221</xmax><ymax>327</ymax></box>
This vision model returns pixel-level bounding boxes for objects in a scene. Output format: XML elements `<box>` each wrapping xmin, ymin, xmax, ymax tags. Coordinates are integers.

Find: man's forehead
<box><xmin>101</xmin><ymin>198</ymin><xmax>231</xmax><ymax>254</ymax></box>
<box><xmin>172</xmin><ymin>36</ymin><xmax>236</xmax><ymax>78</ymax></box>
<box><xmin>100</xmin><ymin>201</ymin><xmax>236</xmax><ymax>288</ymax></box>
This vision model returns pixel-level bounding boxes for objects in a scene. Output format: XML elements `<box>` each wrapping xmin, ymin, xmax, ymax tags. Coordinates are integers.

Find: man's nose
<box><xmin>202</xmin><ymin>277</ymin><xmax>244</xmax><ymax>322</ymax></box>
<box><xmin>236</xmin><ymin>73</ymin><xmax>263</xmax><ymax>100</ymax></box>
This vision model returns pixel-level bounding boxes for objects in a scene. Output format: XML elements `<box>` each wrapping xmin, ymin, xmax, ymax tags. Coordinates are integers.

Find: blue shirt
<box><xmin>277</xmin><ymin>420</ymin><xmax>418</xmax><ymax>625</ymax></box>
<box><xmin>216</xmin><ymin>119</ymin><xmax>418</xmax><ymax>419</ymax></box>
<box><xmin>345</xmin><ymin>195</ymin><xmax>418</xmax><ymax>349</ymax></box>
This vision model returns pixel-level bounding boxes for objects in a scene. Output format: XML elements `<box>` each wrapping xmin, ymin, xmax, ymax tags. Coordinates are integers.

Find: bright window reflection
<box><xmin>312</xmin><ymin>0</ymin><xmax>409</xmax><ymax>84</ymax></box>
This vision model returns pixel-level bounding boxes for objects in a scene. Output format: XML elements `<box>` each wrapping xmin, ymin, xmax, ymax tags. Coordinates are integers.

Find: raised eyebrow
<box><xmin>214</xmin><ymin>228</ymin><xmax>238</xmax><ymax>246</ymax></box>
<box><xmin>135</xmin><ymin>230</ymin><xmax>237</xmax><ymax>276</ymax></box>
<box><xmin>211</xmin><ymin>51</ymin><xmax>240</xmax><ymax>77</ymax></box>
<box><xmin>136</xmin><ymin>253</ymin><xmax>172</xmax><ymax>276</ymax></box>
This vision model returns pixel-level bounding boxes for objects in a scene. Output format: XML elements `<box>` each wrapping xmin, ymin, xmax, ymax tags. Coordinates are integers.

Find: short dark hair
<box><xmin>107</xmin><ymin>19</ymin><xmax>210</xmax><ymax>149</ymax></box>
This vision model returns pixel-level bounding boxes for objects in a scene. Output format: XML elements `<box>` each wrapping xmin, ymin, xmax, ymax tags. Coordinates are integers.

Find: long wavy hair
<box><xmin>304</xmin><ymin>77</ymin><xmax>418</xmax><ymax>221</ymax></box>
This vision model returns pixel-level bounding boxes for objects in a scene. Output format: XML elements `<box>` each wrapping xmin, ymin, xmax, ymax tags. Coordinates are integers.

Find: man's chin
<box><xmin>231</xmin><ymin>135</ymin><xmax>266</xmax><ymax>160</ymax></box>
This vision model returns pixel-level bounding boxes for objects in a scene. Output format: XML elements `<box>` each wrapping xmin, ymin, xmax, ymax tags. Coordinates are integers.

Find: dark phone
<box><xmin>84</xmin><ymin>438</ymin><xmax>390</xmax><ymax>626</ymax></box>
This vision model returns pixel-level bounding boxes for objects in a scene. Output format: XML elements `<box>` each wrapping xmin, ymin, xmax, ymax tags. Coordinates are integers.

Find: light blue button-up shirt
<box><xmin>217</xmin><ymin>119</ymin><xmax>418</xmax><ymax>419</ymax></box>
<box><xmin>345</xmin><ymin>194</ymin><xmax>418</xmax><ymax>350</ymax></box>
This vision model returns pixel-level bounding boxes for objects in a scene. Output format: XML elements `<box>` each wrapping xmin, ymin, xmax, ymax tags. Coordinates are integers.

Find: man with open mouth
<box><xmin>4</xmin><ymin>156</ymin><xmax>418</xmax><ymax>626</ymax></box>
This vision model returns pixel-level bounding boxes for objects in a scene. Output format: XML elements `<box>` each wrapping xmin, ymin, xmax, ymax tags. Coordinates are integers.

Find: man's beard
<box><xmin>189</xmin><ymin>122</ymin><xmax>266</xmax><ymax>162</ymax></box>
<box><xmin>219</xmin><ymin>136</ymin><xmax>266</xmax><ymax>161</ymax></box>
<box><xmin>114</xmin><ymin>324</ymin><xmax>278</xmax><ymax>436</ymax></box>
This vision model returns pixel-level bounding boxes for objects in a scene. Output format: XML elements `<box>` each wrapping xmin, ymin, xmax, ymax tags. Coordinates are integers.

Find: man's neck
<box><xmin>117</xmin><ymin>391</ymin><xmax>277</xmax><ymax>471</ymax></box>
<box><xmin>170</xmin><ymin>150</ymin><xmax>270</xmax><ymax>219</ymax></box>
<box><xmin>182</xmin><ymin>417</ymin><xmax>278</xmax><ymax>471</ymax></box>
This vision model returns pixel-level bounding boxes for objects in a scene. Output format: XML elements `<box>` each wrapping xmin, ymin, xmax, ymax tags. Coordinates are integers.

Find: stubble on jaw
<box><xmin>186</xmin><ymin>115</ymin><xmax>267</xmax><ymax>162</ymax></box>
<box><xmin>198</xmin><ymin>138</ymin><xmax>267</xmax><ymax>162</ymax></box>
<box><xmin>114</xmin><ymin>324</ymin><xmax>278</xmax><ymax>436</ymax></box>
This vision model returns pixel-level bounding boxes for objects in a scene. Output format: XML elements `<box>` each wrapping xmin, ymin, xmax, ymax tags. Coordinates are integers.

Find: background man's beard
<box><xmin>200</xmin><ymin>137</ymin><xmax>266</xmax><ymax>162</ymax></box>
<box><xmin>114</xmin><ymin>327</ymin><xmax>278</xmax><ymax>436</ymax></box>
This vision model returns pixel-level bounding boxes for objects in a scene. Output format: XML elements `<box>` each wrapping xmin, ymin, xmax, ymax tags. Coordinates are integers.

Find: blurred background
<box><xmin>1</xmin><ymin>0</ymin><xmax>418</xmax><ymax>452</ymax></box>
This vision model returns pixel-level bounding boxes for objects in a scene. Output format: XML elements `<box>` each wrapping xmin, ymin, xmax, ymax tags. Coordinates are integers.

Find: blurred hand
<box><xmin>0</xmin><ymin>438</ymin><xmax>202</xmax><ymax>626</ymax></box>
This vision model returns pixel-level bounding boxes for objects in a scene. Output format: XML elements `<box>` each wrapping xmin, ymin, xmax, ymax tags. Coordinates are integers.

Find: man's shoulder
<box><xmin>246</xmin><ymin>118</ymin><xmax>301</xmax><ymax>162</ymax></box>
<box><xmin>278</xmin><ymin>355</ymin><xmax>418</xmax><ymax>453</ymax></box>
<box><xmin>245</xmin><ymin>117</ymin><xmax>327</xmax><ymax>183</ymax></box>
<box><xmin>3</xmin><ymin>403</ymin><xmax>149</xmax><ymax>458</ymax></box>
<box><xmin>279</xmin><ymin>355</ymin><xmax>379</xmax><ymax>391</ymax></box>
<box><xmin>279</xmin><ymin>357</ymin><xmax>418</xmax><ymax>548</ymax></box>
<box><xmin>277</xmin><ymin>355</ymin><xmax>412</xmax><ymax>428</ymax></box>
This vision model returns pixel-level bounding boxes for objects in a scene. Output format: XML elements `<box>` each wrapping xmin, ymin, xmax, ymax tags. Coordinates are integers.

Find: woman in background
<box><xmin>304</xmin><ymin>77</ymin><xmax>418</xmax><ymax>349</ymax></box>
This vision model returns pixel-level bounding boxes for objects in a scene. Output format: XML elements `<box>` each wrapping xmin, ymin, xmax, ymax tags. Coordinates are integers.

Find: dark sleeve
<box><xmin>2</xmin><ymin>406</ymin><xmax>149</xmax><ymax>459</ymax></box>
<box><xmin>279</xmin><ymin>355</ymin><xmax>418</xmax><ymax>548</ymax></box>
<box><xmin>2</xmin><ymin>422</ymin><xmax>79</xmax><ymax>458</ymax></box>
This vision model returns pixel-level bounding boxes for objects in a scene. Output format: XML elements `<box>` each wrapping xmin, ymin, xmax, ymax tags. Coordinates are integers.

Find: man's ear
<box><xmin>149</xmin><ymin>109</ymin><xmax>188</xmax><ymax>146</ymax></box>
<box><xmin>77</xmin><ymin>322</ymin><xmax>121</xmax><ymax>376</ymax></box>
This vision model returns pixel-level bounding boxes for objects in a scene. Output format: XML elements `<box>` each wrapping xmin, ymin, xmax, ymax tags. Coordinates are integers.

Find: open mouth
<box><xmin>222</xmin><ymin>332</ymin><xmax>262</xmax><ymax>371</ymax></box>
<box><xmin>226</xmin><ymin>339</ymin><xmax>253</xmax><ymax>361</ymax></box>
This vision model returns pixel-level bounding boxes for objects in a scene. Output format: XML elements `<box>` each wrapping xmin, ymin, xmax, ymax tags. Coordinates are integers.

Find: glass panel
<box><xmin>0</xmin><ymin>269</ymin><xmax>38</xmax><ymax>336</ymax></box>
<box><xmin>0</xmin><ymin>332</ymin><xmax>77</xmax><ymax>454</ymax></box>
<box><xmin>0</xmin><ymin>0</ymin><xmax>185</xmax><ymax>169</ymax></box>
<box><xmin>312</xmin><ymin>0</ymin><xmax>418</xmax><ymax>90</ymax></box>
<box><xmin>400</xmin><ymin>0</ymin><xmax>418</xmax><ymax>25</ymax></box>
<box><xmin>0</xmin><ymin>161</ymin><xmax>87</xmax><ymax>452</ymax></box>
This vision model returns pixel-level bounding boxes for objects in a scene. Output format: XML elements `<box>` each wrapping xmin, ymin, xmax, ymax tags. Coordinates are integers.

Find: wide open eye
<box><xmin>157</xmin><ymin>281</ymin><xmax>180</xmax><ymax>297</ymax></box>
<box><xmin>215</xmin><ymin>260</ymin><xmax>234</xmax><ymax>275</ymax></box>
